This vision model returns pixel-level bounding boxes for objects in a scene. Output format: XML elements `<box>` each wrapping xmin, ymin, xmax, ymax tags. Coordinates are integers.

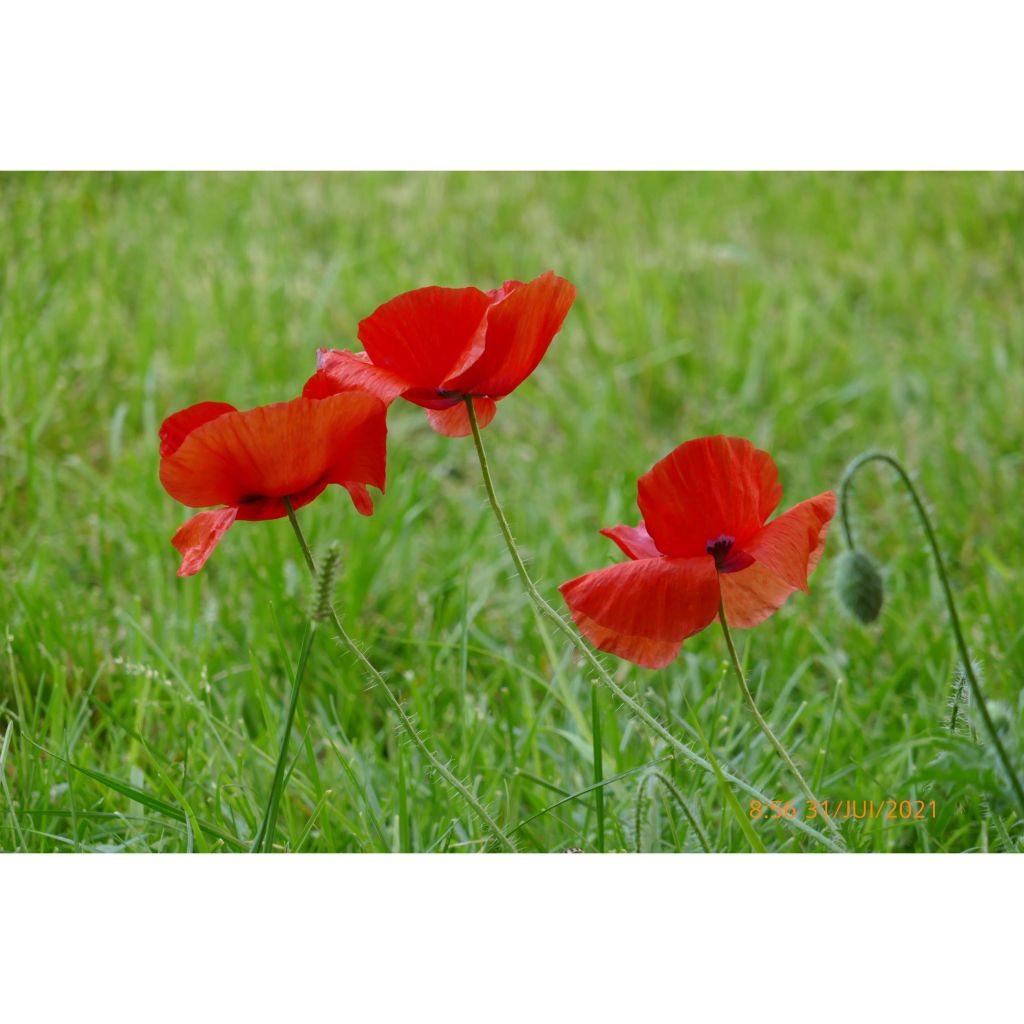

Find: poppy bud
<box><xmin>835</xmin><ymin>549</ymin><xmax>884</xmax><ymax>624</ymax></box>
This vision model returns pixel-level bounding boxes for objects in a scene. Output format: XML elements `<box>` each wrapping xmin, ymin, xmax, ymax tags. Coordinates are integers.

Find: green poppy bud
<box><xmin>835</xmin><ymin>549</ymin><xmax>884</xmax><ymax>624</ymax></box>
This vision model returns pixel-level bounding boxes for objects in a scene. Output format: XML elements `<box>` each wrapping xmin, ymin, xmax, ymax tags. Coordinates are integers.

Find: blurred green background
<box><xmin>1</xmin><ymin>172</ymin><xmax>1022</xmax><ymax>851</ymax></box>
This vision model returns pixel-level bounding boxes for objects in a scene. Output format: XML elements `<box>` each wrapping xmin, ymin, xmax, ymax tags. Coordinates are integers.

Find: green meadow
<box><xmin>2</xmin><ymin>171</ymin><xmax>1022</xmax><ymax>852</ymax></box>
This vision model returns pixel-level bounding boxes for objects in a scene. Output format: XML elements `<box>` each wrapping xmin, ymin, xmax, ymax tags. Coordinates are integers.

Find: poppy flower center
<box><xmin>704</xmin><ymin>532</ymin><xmax>737</xmax><ymax>565</ymax></box>
<box><xmin>706</xmin><ymin>534</ymin><xmax>736</xmax><ymax>568</ymax></box>
<box><xmin>705</xmin><ymin>534</ymin><xmax>755</xmax><ymax>574</ymax></box>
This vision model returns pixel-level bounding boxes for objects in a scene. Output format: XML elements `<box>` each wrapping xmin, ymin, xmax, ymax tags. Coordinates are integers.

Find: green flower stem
<box><xmin>718</xmin><ymin>597</ymin><xmax>844</xmax><ymax>846</ymax></box>
<box><xmin>463</xmin><ymin>398</ymin><xmax>843</xmax><ymax>852</ymax></box>
<box><xmin>838</xmin><ymin>451</ymin><xmax>1024</xmax><ymax>817</ymax></box>
<box><xmin>252</xmin><ymin>619</ymin><xmax>316</xmax><ymax>852</ymax></box>
<box><xmin>283</xmin><ymin>498</ymin><xmax>517</xmax><ymax>852</ymax></box>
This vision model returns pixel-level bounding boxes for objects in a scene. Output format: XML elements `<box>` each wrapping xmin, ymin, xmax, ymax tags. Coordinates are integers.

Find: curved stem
<box><xmin>283</xmin><ymin>498</ymin><xmax>517</xmax><ymax>852</ymax></box>
<box><xmin>718</xmin><ymin>597</ymin><xmax>844</xmax><ymax>846</ymax></box>
<box><xmin>838</xmin><ymin>452</ymin><xmax>1024</xmax><ymax>817</ymax></box>
<box><xmin>463</xmin><ymin>398</ymin><xmax>843</xmax><ymax>852</ymax></box>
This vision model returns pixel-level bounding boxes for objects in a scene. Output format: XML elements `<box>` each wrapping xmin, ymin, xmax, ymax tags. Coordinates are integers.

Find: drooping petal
<box><xmin>424</xmin><ymin>397</ymin><xmax>497</xmax><ymax>438</ymax></box>
<box><xmin>341</xmin><ymin>481</ymin><xmax>375</xmax><ymax>516</ymax></box>
<box><xmin>311</xmin><ymin>349</ymin><xmax>411</xmax><ymax>405</ymax></box>
<box><xmin>159</xmin><ymin>402</ymin><xmax>236</xmax><ymax>457</ymax></box>
<box><xmin>358</xmin><ymin>286</ymin><xmax>491</xmax><ymax>387</ymax></box>
<box><xmin>171</xmin><ymin>506</ymin><xmax>238</xmax><ymax>577</ymax></box>
<box><xmin>443</xmin><ymin>271</ymin><xmax>577</xmax><ymax>398</ymax></box>
<box><xmin>559</xmin><ymin>555</ymin><xmax>720</xmax><ymax>669</ymax></box>
<box><xmin>637</xmin><ymin>435</ymin><xmax>783</xmax><ymax>558</ymax></box>
<box><xmin>160</xmin><ymin>392</ymin><xmax>387</xmax><ymax>512</ymax></box>
<box><xmin>599</xmin><ymin>521</ymin><xmax>663</xmax><ymax>561</ymax></box>
<box><xmin>741</xmin><ymin>491</ymin><xmax>835</xmax><ymax>593</ymax></box>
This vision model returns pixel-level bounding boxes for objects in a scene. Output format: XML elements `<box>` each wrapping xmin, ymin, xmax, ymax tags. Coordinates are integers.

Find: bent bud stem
<box><xmin>838</xmin><ymin>451</ymin><xmax>1024</xmax><ymax>817</ymax></box>
<box><xmin>718</xmin><ymin>598</ymin><xmax>844</xmax><ymax>846</ymax></box>
<box><xmin>463</xmin><ymin>398</ymin><xmax>844</xmax><ymax>853</ymax></box>
<box><xmin>283</xmin><ymin>498</ymin><xmax>517</xmax><ymax>852</ymax></box>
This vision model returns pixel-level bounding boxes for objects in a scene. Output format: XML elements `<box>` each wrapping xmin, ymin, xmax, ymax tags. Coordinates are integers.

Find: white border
<box><xmin>2</xmin><ymin>2</ymin><xmax>1023</xmax><ymax>169</ymax></box>
<box><xmin>2</xmin><ymin>855</ymin><xmax>1020</xmax><ymax>1019</ymax></box>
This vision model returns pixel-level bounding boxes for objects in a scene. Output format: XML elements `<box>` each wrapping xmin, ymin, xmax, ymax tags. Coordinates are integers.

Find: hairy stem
<box><xmin>838</xmin><ymin>451</ymin><xmax>1024</xmax><ymax>817</ymax></box>
<box><xmin>718</xmin><ymin>597</ymin><xmax>844</xmax><ymax>846</ymax></box>
<box><xmin>464</xmin><ymin>398</ymin><xmax>843</xmax><ymax>852</ymax></box>
<box><xmin>283</xmin><ymin>498</ymin><xmax>516</xmax><ymax>852</ymax></box>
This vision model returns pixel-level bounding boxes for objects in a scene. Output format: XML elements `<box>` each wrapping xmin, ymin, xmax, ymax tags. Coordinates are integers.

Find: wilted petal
<box><xmin>172</xmin><ymin>507</ymin><xmax>238</xmax><ymax>577</ymax></box>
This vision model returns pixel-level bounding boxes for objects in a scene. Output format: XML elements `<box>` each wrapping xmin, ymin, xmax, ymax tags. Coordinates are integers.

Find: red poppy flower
<box><xmin>559</xmin><ymin>436</ymin><xmax>836</xmax><ymax>669</ymax></box>
<box><xmin>159</xmin><ymin>392</ymin><xmax>387</xmax><ymax>577</ymax></box>
<box><xmin>305</xmin><ymin>270</ymin><xmax>577</xmax><ymax>438</ymax></box>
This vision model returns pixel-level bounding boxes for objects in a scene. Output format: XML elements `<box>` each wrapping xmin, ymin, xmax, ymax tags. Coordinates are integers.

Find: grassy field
<box><xmin>1</xmin><ymin>171</ymin><xmax>1022</xmax><ymax>853</ymax></box>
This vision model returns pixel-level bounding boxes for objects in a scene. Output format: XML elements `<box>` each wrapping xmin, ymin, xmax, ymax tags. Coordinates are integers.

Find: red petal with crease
<box><xmin>358</xmin><ymin>286</ymin><xmax>491</xmax><ymax>387</ymax></box>
<box><xmin>159</xmin><ymin>402</ymin><xmax>236</xmax><ymax>457</ymax></box>
<box><xmin>172</xmin><ymin>507</ymin><xmax>238</xmax><ymax>577</ymax></box>
<box><xmin>425</xmin><ymin>398</ymin><xmax>497</xmax><ymax>438</ymax></box>
<box><xmin>637</xmin><ymin>436</ymin><xmax>782</xmax><ymax>558</ymax></box>
<box><xmin>444</xmin><ymin>271</ymin><xmax>576</xmax><ymax>398</ymax></box>
<box><xmin>741</xmin><ymin>491</ymin><xmax>835</xmax><ymax>593</ymax></box>
<box><xmin>600</xmin><ymin>521</ymin><xmax>663</xmax><ymax>560</ymax></box>
<box><xmin>559</xmin><ymin>555</ymin><xmax>720</xmax><ymax>668</ymax></box>
<box><xmin>159</xmin><ymin>392</ymin><xmax>386</xmax><ymax>512</ymax></box>
<box><xmin>312</xmin><ymin>349</ymin><xmax>411</xmax><ymax>405</ymax></box>
<box><xmin>568</xmin><ymin>609</ymin><xmax>684</xmax><ymax>670</ymax></box>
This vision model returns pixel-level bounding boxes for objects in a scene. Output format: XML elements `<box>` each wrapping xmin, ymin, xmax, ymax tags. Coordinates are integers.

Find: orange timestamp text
<box><xmin>749</xmin><ymin>799</ymin><xmax>938</xmax><ymax>821</ymax></box>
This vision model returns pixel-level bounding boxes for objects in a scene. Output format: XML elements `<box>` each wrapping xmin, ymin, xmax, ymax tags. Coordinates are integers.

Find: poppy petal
<box><xmin>358</xmin><ymin>286</ymin><xmax>491</xmax><ymax>387</ymax></box>
<box><xmin>741</xmin><ymin>491</ymin><xmax>836</xmax><ymax>593</ymax></box>
<box><xmin>424</xmin><ymin>397</ymin><xmax>497</xmax><ymax>438</ymax></box>
<box><xmin>637</xmin><ymin>436</ymin><xmax>783</xmax><ymax>558</ymax></box>
<box><xmin>600</xmin><ymin>521</ymin><xmax>664</xmax><ymax>560</ymax></box>
<box><xmin>171</xmin><ymin>506</ymin><xmax>238</xmax><ymax>577</ymax></box>
<box><xmin>342</xmin><ymin>481</ymin><xmax>374</xmax><ymax>516</ymax></box>
<box><xmin>312</xmin><ymin>349</ymin><xmax>411</xmax><ymax>405</ymax></box>
<box><xmin>159</xmin><ymin>402</ymin><xmax>236</xmax><ymax>457</ymax></box>
<box><xmin>160</xmin><ymin>393</ymin><xmax>387</xmax><ymax>511</ymax></box>
<box><xmin>567</xmin><ymin>609</ymin><xmax>684</xmax><ymax>670</ymax></box>
<box><xmin>559</xmin><ymin>555</ymin><xmax>720</xmax><ymax>668</ymax></box>
<box><xmin>443</xmin><ymin>271</ymin><xmax>577</xmax><ymax>398</ymax></box>
<box><xmin>485</xmin><ymin>279</ymin><xmax>525</xmax><ymax>303</ymax></box>
<box><xmin>719</xmin><ymin>562</ymin><xmax>799</xmax><ymax>629</ymax></box>
<box><xmin>233</xmin><ymin>481</ymin><xmax>330</xmax><ymax>522</ymax></box>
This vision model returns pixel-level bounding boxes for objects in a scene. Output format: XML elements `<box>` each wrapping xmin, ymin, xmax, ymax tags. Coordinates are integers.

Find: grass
<box><xmin>1</xmin><ymin>171</ymin><xmax>1022</xmax><ymax>852</ymax></box>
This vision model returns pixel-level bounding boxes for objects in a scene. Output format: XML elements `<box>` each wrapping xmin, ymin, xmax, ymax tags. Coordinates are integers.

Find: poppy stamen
<box><xmin>706</xmin><ymin>534</ymin><xmax>735</xmax><ymax>569</ymax></box>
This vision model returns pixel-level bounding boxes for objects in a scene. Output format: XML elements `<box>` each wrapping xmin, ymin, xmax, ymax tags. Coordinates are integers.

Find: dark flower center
<box><xmin>705</xmin><ymin>534</ymin><xmax>735</xmax><ymax>569</ymax></box>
